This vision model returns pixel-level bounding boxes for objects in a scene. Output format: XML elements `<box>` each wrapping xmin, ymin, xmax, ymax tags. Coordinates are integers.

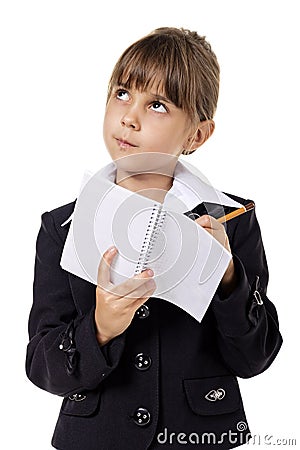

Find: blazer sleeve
<box><xmin>25</xmin><ymin>211</ymin><xmax>126</xmax><ymax>397</ymax></box>
<box><xmin>211</xmin><ymin>201</ymin><xmax>283</xmax><ymax>378</ymax></box>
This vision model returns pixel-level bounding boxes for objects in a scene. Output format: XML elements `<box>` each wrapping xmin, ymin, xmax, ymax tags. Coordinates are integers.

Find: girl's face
<box><xmin>103</xmin><ymin>84</ymin><xmax>194</xmax><ymax>167</ymax></box>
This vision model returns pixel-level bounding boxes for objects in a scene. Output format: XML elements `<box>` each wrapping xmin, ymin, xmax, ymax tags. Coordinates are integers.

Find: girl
<box><xmin>26</xmin><ymin>27</ymin><xmax>282</xmax><ymax>449</ymax></box>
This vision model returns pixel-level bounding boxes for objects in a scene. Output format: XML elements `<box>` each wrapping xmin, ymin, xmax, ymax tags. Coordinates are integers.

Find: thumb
<box><xmin>195</xmin><ymin>215</ymin><xmax>212</xmax><ymax>228</ymax></box>
<box><xmin>97</xmin><ymin>246</ymin><xmax>118</xmax><ymax>288</ymax></box>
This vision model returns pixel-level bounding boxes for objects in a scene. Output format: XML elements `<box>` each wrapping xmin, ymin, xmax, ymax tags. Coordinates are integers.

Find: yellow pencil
<box><xmin>217</xmin><ymin>201</ymin><xmax>255</xmax><ymax>223</ymax></box>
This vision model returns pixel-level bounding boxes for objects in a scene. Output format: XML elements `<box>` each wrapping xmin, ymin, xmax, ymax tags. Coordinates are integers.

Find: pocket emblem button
<box><xmin>205</xmin><ymin>388</ymin><xmax>226</xmax><ymax>402</ymax></box>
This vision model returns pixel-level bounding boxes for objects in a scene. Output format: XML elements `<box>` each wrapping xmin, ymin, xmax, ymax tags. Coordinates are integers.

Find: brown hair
<box><xmin>107</xmin><ymin>27</ymin><xmax>220</xmax><ymax>126</ymax></box>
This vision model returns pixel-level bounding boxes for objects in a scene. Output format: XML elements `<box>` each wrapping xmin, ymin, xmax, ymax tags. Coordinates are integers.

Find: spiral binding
<box><xmin>134</xmin><ymin>204</ymin><xmax>166</xmax><ymax>274</ymax></box>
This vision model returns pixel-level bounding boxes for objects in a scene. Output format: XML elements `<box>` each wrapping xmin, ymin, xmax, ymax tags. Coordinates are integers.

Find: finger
<box><xmin>195</xmin><ymin>215</ymin><xmax>229</xmax><ymax>249</ymax></box>
<box><xmin>131</xmin><ymin>285</ymin><xmax>157</xmax><ymax>310</ymax></box>
<box><xmin>125</xmin><ymin>277</ymin><xmax>156</xmax><ymax>300</ymax></box>
<box><xmin>97</xmin><ymin>246</ymin><xmax>118</xmax><ymax>288</ymax></box>
<box><xmin>101</xmin><ymin>278</ymin><xmax>156</xmax><ymax>314</ymax></box>
<box><xmin>195</xmin><ymin>214</ymin><xmax>223</xmax><ymax>231</ymax></box>
<box><xmin>111</xmin><ymin>269</ymin><xmax>155</xmax><ymax>299</ymax></box>
<box><xmin>98</xmin><ymin>267</ymin><xmax>155</xmax><ymax>299</ymax></box>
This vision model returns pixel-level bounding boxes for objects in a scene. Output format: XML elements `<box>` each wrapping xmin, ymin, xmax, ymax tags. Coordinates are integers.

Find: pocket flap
<box><xmin>61</xmin><ymin>389</ymin><xmax>101</xmax><ymax>417</ymax></box>
<box><xmin>183</xmin><ymin>375</ymin><xmax>241</xmax><ymax>416</ymax></box>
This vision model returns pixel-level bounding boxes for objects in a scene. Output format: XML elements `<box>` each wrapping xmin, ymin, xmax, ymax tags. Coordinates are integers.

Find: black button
<box><xmin>59</xmin><ymin>336</ymin><xmax>73</xmax><ymax>352</ymax></box>
<box><xmin>133</xmin><ymin>407</ymin><xmax>151</xmax><ymax>426</ymax></box>
<box><xmin>68</xmin><ymin>393</ymin><xmax>86</xmax><ymax>402</ymax></box>
<box><xmin>74</xmin><ymin>393</ymin><xmax>86</xmax><ymax>402</ymax></box>
<box><xmin>134</xmin><ymin>353</ymin><xmax>152</xmax><ymax>371</ymax></box>
<box><xmin>135</xmin><ymin>304</ymin><xmax>150</xmax><ymax>319</ymax></box>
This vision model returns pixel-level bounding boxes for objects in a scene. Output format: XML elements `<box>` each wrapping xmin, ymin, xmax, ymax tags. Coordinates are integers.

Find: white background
<box><xmin>1</xmin><ymin>0</ymin><xmax>299</xmax><ymax>448</ymax></box>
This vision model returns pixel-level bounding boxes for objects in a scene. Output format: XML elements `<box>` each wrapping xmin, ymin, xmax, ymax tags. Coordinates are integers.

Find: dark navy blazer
<box><xmin>26</xmin><ymin>193</ymin><xmax>283</xmax><ymax>450</ymax></box>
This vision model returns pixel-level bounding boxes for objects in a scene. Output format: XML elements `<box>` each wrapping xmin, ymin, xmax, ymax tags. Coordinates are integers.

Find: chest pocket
<box><xmin>60</xmin><ymin>388</ymin><xmax>101</xmax><ymax>417</ymax></box>
<box><xmin>183</xmin><ymin>375</ymin><xmax>241</xmax><ymax>416</ymax></box>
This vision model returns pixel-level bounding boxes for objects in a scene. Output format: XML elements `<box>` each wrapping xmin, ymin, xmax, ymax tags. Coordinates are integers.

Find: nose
<box><xmin>121</xmin><ymin>107</ymin><xmax>141</xmax><ymax>130</ymax></box>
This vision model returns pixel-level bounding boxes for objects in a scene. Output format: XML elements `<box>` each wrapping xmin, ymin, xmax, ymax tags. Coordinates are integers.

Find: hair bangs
<box><xmin>115</xmin><ymin>54</ymin><xmax>167</xmax><ymax>96</ymax></box>
<box><xmin>107</xmin><ymin>28</ymin><xmax>219</xmax><ymax>125</ymax></box>
<box><xmin>107</xmin><ymin>37</ymin><xmax>195</xmax><ymax>119</ymax></box>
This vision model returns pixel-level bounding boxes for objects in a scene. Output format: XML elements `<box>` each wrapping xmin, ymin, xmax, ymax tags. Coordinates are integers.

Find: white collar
<box><xmin>61</xmin><ymin>159</ymin><xmax>243</xmax><ymax>227</ymax></box>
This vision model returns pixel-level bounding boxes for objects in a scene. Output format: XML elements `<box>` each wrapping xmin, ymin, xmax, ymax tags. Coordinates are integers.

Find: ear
<box><xmin>185</xmin><ymin>120</ymin><xmax>215</xmax><ymax>152</ymax></box>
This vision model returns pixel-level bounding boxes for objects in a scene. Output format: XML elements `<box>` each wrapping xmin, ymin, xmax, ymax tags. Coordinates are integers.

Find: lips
<box><xmin>116</xmin><ymin>138</ymin><xmax>138</xmax><ymax>148</ymax></box>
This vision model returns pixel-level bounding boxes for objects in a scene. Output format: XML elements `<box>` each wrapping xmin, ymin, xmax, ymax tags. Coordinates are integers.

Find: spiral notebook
<box><xmin>60</xmin><ymin>171</ymin><xmax>232</xmax><ymax>323</ymax></box>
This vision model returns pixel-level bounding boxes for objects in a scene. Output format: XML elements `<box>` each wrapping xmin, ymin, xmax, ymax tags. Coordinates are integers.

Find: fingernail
<box><xmin>108</xmin><ymin>246</ymin><xmax>117</xmax><ymax>253</ymax></box>
<box><xmin>147</xmin><ymin>269</ymin><xmax>154</xmax><ymax>276</ymax></box>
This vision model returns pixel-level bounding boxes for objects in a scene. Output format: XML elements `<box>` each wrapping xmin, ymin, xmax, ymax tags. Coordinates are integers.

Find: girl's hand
<box><xmin>94</xmin><ymin>246</ymin><xmax>156</xmax><ymax>346</ymax></box>
<box><xmin>195</xmin><ymin>215</ymin><xmax>237</xmax><ymax>295</ymax></box>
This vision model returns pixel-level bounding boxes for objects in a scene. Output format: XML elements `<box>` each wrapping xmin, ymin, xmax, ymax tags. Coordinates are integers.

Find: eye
<box><xmin>116</xmin><ymin>89</ymin><xmax>130</xmax><ymax>101</ymax></box>
<box><xmin>150</xmin><ymin>101</ymin><xmax>168</xmax><ymax>113</ymax></box>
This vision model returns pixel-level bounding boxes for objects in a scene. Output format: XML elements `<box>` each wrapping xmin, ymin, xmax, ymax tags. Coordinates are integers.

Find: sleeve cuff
<box><xmin>72</xmin><ymin>308</ymin><xmax>126</xmax><ymax>389</ymax></box>
<box><xmin>211</xmin><ymin>253</ymin><xmax>253</xmax><ymax>336</ymax></box>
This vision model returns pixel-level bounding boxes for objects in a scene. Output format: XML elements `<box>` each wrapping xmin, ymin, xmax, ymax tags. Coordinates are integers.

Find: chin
<box><xmin>114</xmin><ymin>152</ymin><xmax>177</xmax><ymax>176</ymax></box>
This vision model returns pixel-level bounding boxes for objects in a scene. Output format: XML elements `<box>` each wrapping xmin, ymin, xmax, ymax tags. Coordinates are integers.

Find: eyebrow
<box><xmin>149</xmin><ymin>92</ymin><xmax>172</xmax><ymax>104</ymax></box>
<box><xmin>115</xmin><ymin>85</ymin><xmax>173</xmax><ymax>105</ymax></box>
